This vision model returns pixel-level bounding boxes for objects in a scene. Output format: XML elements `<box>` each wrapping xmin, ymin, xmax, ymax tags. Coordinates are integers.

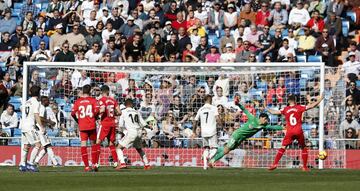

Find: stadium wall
<box><xmin>0</xmin><ymin>146</ymin><xmax>355</xmax><ymax>169</ymax></box>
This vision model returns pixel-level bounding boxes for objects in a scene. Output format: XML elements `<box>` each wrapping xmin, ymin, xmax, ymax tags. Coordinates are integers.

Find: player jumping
<box><xmin>267</xmin><ymin>94</ymin><xmax>324</xmax><ymax>171</ymax></box>
<box><xmin>19</xmin><ymin>85</ymin><xmax>44</xmax><ymax>172</ymax></box>
<box><xmin>33</xmin><ymin>96</ymin><xmax>60</xmax><ymax>167</ymax></box>
<box><xmin>115</xmin><ymin>99</ymin><xmax>151</xmax><ymax>170</ymax></box>
<box><xmin>71</xmin><ymin>84</ymin><xmax>99</xmax><ymax>172</ymax></box>
<box><xmin>192</xmin><ymin>95</ymin><xmax>221</xmax><ymax>170</ymax></box>
<box><xmin>208</xmin><ymin>97</ymin><xmax>283</xmax><ymax>167</ymax></box>
<box><xmin>93</xmin><ymin>85</ymin><xmax>121</xmax><ymax>171</ymax></box>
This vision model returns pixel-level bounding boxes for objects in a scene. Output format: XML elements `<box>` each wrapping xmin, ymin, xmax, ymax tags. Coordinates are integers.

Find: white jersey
<box><xmin>195</xmin><ymin>103</ymin><xmax>219</xmax><ymax>137</ymax></box>
<box><xmin>38</xmin><ymin>105</ymin><xmax>54</xmax><ymax>128</ymax></box>
<box><xmin>21</xmin><ymin>97</ymin><xmax>40</xmax><ymax>132</ymax></box>
<box><xmin>119</xmin><ymin>107</ymin><xmax>147</xmax><ymax>132</ymax></box>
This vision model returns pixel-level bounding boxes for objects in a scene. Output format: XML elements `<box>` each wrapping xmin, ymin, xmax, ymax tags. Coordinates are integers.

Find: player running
<box><xmin>115</xmin><ymin>99</ymin><xmax>151</xmax><ymax>170</ymax></box>
<box><xmin>93</xmin><ymin>85</ymin><xmax>121</xmax><ymax>171</ymax></box>
<box><xmin>19</xmin><ymin>85</ymin><xmax>44</xmax><ymax>172</ymax></box>
<box><xmin>33</xmin><ymin>96</ymin><xmax>60</xmax><ymax>167</ymax></box>
<box><xmin>192</xmin><ymin>95</ymin><xmax>221</xmax><ymax>170</ymax></box>
<box><xmin>267</xmin><ymin>94</ymin><xmax>324</xmax><ymax>171</ymax></box>
<box><xmin>208</xmin><ymin>97</ymin><xmax>283</xmax><ymax>167</ymax></box>
<box><xmin>71</xmin><ymin>84</ymin><xmax>99</xmax><ymax>172</ymax></box>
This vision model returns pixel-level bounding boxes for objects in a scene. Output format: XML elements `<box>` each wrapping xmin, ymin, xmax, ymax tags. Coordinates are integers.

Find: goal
<box><xmin>22</xmin><ymin>62</ymin><xmax>346</xmax><ymax>169</ymax></box>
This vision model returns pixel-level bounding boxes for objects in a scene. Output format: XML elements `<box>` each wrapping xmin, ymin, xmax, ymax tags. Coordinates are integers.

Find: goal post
<box><xmin>21</xmin><ymin>62</ymin><xmax>341</xmax><ymax>169</ymax></box>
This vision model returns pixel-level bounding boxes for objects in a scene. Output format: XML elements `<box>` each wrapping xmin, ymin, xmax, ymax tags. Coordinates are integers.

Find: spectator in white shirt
<box><xmin>342</xmin><ymin>52</ymin><xmax>360</xmax><ymax>75</ymax></box>
<box><xmin>72</xmin><ymin>69</ymin><xmax>91</xmax><ymax>89</ymax></box>
<box><xmin>85</xmin><ymin>42</ymin><xmax>102</xmax><ymax>62</ymax></box>
<box><xmin>288</xmin><ymin>0</ymin><xmax>310</xmax><ymax>27</ymax></box>
<box><xmin>220</xmin><ymin>43</ymin><xmax>236</xmax><ymax>63</ymax></box>
<box><xmin>84</xmin><ymin>10</ymin><xmax>98</xmax><ymax>29</ymax></box>
<box><xmin>194</xmin><ymin>4</ymin><xmax>208</xmax><ymax>25</ymax></box>
<box><xmin>278</xmin><ymin>39</ymin><xmax>295</xmax><ymax>61</ymax></box>
<box><xmin>80</xmin><ymin>0</ymin><xmax>94</xmax><ymax>20</ymax></box>
<box><xmin>212</xmin><ymin>86</ymin><xmax>228</xmax><ymax>107</ymax></box>
<box><xmin>97</xmin><ymin>7</ymin><xmax>111</xmax><ymax>25</ymax></box>
<box><xmin>0</xmin><ymin>104</ymin><xmax>18</xmax><ymax>130</ymax></box>
<box><xmin>102</xmin><ymin>22</ymin><xmax>116</xmax><ymax>44</ymax></box>
<box><xmin>283</xmin><ymin>28</ymin><xmax>298</xmax><ymax>50</ymax></box>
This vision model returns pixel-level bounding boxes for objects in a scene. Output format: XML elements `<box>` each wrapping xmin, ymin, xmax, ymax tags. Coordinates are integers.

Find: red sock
<box><xmin>81</xmin><ymin>146</ymin><xmax>89</xmax><ymax>167</ymax></box>
<box><xmin>91</xmin><ymin>144</ymin><xmax>100</xmax><ymax>165</ymax></box>
<box><xmin>109</xmin><ymin>145</ymin><xmax>118</xmax><ymax>162</ymax></box>
<box><xmin>302</xmin><ymin>148</ymin><xmax>308</xmax><ymax>168</ymax></box>
<box><xmin>273</xmin><ymin>148</ymin><xmax>286</xmax><ymax>165</ymax></box>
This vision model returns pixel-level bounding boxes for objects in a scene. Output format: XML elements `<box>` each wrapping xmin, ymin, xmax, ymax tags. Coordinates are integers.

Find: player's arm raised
<box><xmin>306</xmin><ymin>93</ymin><xmax>324</xmax><ymax>110</ymax></box>
<box><xmin>266</xmin><ymin>108</ymin><xmax>282</xmax><ymax>115</ymax></box>
<box><xmin>235</xmin><ymin>98</ymin><xmax>254</xmax><ymax>119</ymax></box>
<box><xmin>264</xmin><ymin>124</ymin><xmax>284</xmax><ymax>131</ymax></box>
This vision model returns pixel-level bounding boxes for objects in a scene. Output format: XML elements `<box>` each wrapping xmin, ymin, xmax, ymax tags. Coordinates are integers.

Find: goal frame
<box><xmin>23</xmin><ymin>62</ymin><xmax>326</xmax><ymax>169</ymax></box>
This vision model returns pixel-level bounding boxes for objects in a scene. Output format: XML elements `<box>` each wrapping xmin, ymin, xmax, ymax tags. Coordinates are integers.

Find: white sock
<box><xmin>47</xmin><ymin>147</ymin><xmax>58</xmax><ymax>165</ymax></box>
<box><xmin>209</xmin><ymin>148</ymin><xmax>217</xmax><ymax>159</ymax></box>
<box><xmin>116</xmin><ymin>148</ymin><xmax>125</xmax><ymax>164</ymax></box>
<box><xmin>138</xmin><ymin>149</ymin><xmax>149</xmax><ymax>166</ymax></box>
<box><xmin>203</xmin><ymin>149</ymin><xmax>209</xmax><ymax>169</ymax></box>
<box><xmin>34</xmin><ymin>149</ymin><xmax>46</xmax><ymax>164</ymax></box>
<box><xmin>29</xmin><ymin>147</ymin><xmax>40</xmax><ymax>165</ymax></box>
<box><xmin>20</xmin><ymin>146</ymin><xmax>29</xmax><ymax>166</ymax></box>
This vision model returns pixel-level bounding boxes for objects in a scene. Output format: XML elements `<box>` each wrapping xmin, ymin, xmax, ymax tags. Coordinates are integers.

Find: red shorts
<box><xmin>80</xmin><ymin>129</ymin><xmax>97</xmax><ymax>141</ymax></box>
<box><xmin>282</xmin><ymin>130</ymin><xmax>305</xmax><ymax>147</ymax></box>
<box><xmin>97</xmin><ymin>124</ymin><xmax>116</xmax><ymax>142</ymax></box>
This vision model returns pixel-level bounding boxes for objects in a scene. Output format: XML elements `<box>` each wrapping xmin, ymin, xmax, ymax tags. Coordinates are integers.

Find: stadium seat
<box><xmin>13</xmin><ymin>128</ymin><xmax>22</xmax><ymax>137</ymax></box>
<box><xmin>346</xmin><ymin>11</ymin><xmax>357</xmax><ymax>23</ymax></box>
<box><xmin>9</xmin><ymin>96</ymin><xmax>21</xmax><ymax>103</ymax></box>
<box><xmin>208</xmin><ymin>35</ymin><xmax>220</xmax><ymax>47</ymax></box>
<box><xmin>0</xmin><ymin>62</ymin><xmax>6</xmax><ymax>71</ymax></box>
<box><xmin>14</xmin><ymin>3</ymin><xmax>22</xmax><ymax>9</ymax></box>
<box><xmin>342</xmin><ymin>20</ymin><xmax>350</xmax><ymax>37</ymax></box>
<box><xmin>35</xmin><ymin>3</ymin><xmax>41</xmax><ymax>9</ymax></box>
<box><xmin>7</xmin><ymin>138</ymin><xmax>21</xmax><ymax>146</ymax></box>
<box><xmin>51</xmin><ymin>139</ymin><xmax>69</xmax><ymax>146</ymax></box>
<box><xmin>70</xmin><ymin>139</ymin><xmax>81</xmax><ymax>147</ymax></box>
<box><xmin>307</xmin><ymin>55</ymin><xmax>322</xmax><ymax>62</ymax></box>
<box><xmin>47</xmin><ymin>129</ymin><xmax>59</xmax><ymax>137</ymax></box>
<box><xmin>296</xmin><ymin>55</ymin><xmax>306</xmax><ymax>63</ymax></box>
<box><xmin>1</xmin><ymin>128</ymin><xmax>12</xmax><ymax>137</ymax></box>
<box><xmin>55</xmin><ymin>98</ymin><xmax>66</xmax><ymax>107</ymax></box>
<box><xmin>299</xmin><ymin>78</ymin><xmax>307</xmax><ymax>90</ymax></box>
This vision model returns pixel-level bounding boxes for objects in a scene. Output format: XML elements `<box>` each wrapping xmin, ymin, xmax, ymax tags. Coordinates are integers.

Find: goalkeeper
<box><xmin>209</xmin><ymin>97</ymin><xmax>283</xmax><ymax>167</ymax></box>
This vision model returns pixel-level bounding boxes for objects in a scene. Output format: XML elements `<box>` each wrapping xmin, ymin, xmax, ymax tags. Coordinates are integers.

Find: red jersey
<box><xmin>99</xmin><ymin>96</ymin><xmax>118</xmax><ymax>126</ymax></box>
<box><xmin>71</xmin><ymin>97</ymin><xmax>99</xmax><ymax>131</ymax></box>
<box><xmin>280</xmin><ymin>105</ymin><xmax>307</xmax><ymax>131</ymax></box>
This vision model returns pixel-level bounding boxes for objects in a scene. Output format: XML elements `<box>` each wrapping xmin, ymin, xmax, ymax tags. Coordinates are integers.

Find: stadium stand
<box><xmin>0</xmin><ymin>0</ymin><xmax>360</xmax><ymax>151</ymax></box>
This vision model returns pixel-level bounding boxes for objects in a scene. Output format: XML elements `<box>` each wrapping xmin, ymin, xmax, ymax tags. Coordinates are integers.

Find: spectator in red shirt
<box><xmin>172</xmin><ymin>12</ymin><xmax>187</xmax><ymax>31</ymax></box>
<box><xmin>306</xmin><ymin>10</ymin><xmax>325</xmax><ymax>35</ymax></box>
<box><xmin>255</xmin><ymin>2</ymin><xmax>270</xmax><ymax>29</ymax></box>
<box><xmin>165</xmin><ymin>1</ymin><xmax>178</xmax><ymax>22</ymax></box>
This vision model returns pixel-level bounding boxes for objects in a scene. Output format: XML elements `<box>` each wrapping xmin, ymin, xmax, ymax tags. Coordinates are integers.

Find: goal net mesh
<box><xmin>24</xmin><ymin>63</ymin><xmax>346</xmax><ymax>169</ymax></box>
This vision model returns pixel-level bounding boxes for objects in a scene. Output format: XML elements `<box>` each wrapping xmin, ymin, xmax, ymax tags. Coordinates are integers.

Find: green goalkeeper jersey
<box><xmin>227</xmin><ymin>103</ymin><xmax>283</xmax><ymax>150</ymax></box>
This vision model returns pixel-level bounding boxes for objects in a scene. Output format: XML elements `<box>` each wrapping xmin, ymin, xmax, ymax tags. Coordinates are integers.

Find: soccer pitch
<box><xmin>1</xmin><ymin>167</ymin><xmax>360</xmax><ymax>191</ymax></box>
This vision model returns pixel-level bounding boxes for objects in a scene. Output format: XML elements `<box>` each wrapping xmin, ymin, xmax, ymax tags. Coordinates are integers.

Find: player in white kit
<box><xmin>19</xmin><ymin>85</ymin><xmax>45</xmax><ymax>172</ymax></box>
<box><xmin>192</xmin><ymin>95</ymin><xmax>221</xmax><ymax>170</ymax></box>
<box><xmin>115</xmin><ymin>99</ymin><xmax>151</xmax><ymax>170</ymax></box>
<box><xmin>33</xmin><ymin>96</ymin><xmax>60</xmax><ymax>167</ymax></box>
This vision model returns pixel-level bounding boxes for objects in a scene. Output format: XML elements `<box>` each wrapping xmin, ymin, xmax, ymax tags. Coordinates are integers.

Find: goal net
<box><xmin>22</xmin><ymin>62</ymin><xmax>346</xmax><ymax>169</ymax></box>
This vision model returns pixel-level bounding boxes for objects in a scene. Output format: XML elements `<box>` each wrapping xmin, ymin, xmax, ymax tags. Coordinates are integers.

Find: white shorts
<box><xmin>203</xmin><ymin>135</ymin><xmax>218</xmax><ymax>148</ymax></box>
<box><xmin>37</xmin><ymin>132</ymin><xmax>51</xmax><ymax>146</ymax></box>
<box><xmin>21</xmin><ymin>130</ymin><xmax>40</xmax><ymax>145</ymax></box>
<box><xmin>119</xmin><ymin>130</ymin><xmax>142</xmax><ymax>149</ymax></box>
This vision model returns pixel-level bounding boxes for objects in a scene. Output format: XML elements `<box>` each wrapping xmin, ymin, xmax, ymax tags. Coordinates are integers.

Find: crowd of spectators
<box><xmin>0</xmin><ymin>0</ymin><xmax>360</xmax><ymax>149</ymax></box>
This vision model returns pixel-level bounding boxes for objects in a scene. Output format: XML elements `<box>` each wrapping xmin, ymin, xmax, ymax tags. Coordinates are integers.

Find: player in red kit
<box><xmin>71</xmin><ymin>84</ymin><xmax>99</xmax><ymax>172</ymax></box>
<box><xmin>93</xmin><ymin>85</ymin><xmax>121</xmax><ymax>171</ymax></box>
<box><xmin>267</xmin><ymin>94</ymin><xmax>324</xmax><ymax>171</ymax></box>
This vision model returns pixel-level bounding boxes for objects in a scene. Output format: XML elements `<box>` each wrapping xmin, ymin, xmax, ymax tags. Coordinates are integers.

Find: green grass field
<box><xmin>1</xmin><ymin>167</ymin><xmax>360</xmax><ymax>191</ymax></box>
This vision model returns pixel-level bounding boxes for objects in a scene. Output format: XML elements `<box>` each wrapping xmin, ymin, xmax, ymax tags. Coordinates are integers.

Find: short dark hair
<box><xmin>29</xmin><ymin>85</ymin><xmax>41</xmax><ymax>97</ymax></box>
<box><xmin>101</xmin><ymin>85</ymin><xmax>110</xmax><ymax>93</ymax></box>
<box><xmin>288</xmin><ymin>94</ymin><xmax>296</xmax><ymax>102</ymax></box>
<box><xmin>6</xmin><ymin>104</ymin><xmax>14</xmax><ymax>110</ymax></box>
<box><xmin>41</xmin><ymin>96</ymin><xmax>49</xmax><ymax>103</ymax></box>
<box><xmin>204</xmin><ymin>95</ymin><xmax>212</xmax><ymax>103</ymax></box>
<box><xmin>259</xmin><ymin>113</ymin><xmax>269</xmax><ymax>120</ymax></box>
<box><xmin>82</xmin><ymin>84</ymin><xmax>92</xmax><ymax>95</ymax></box>
<box><xmin>125</xmin><ymin>98</ymin><xmax>133</xmax><ymax>107</ymax></box>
